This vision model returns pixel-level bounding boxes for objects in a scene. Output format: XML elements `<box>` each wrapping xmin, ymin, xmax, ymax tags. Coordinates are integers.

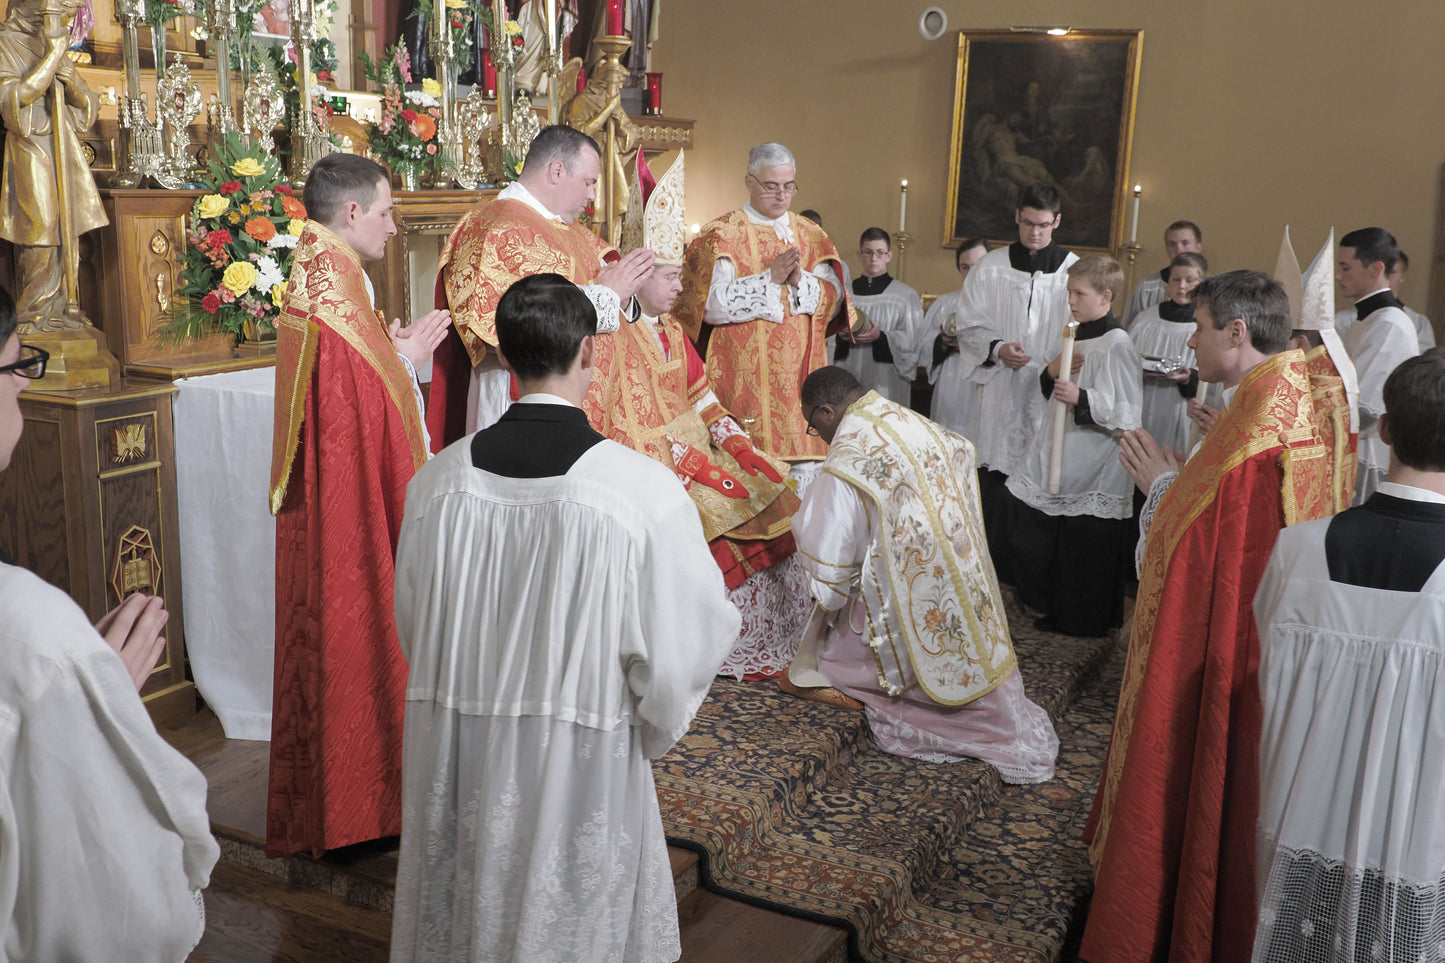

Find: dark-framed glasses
<box><xmin>804</xmin><ymin>404</ymin><xmax>823</xmax><ymax>436</ymax></box>
<box><xmin>0</xmin><ymin>344</ymin><xmax>49</xmax><ymax>380</ymax></box>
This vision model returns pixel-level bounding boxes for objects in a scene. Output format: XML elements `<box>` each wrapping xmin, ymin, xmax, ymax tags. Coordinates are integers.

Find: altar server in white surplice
<box><xmin>1129</xmin><ymin>252</ymin><xmax>1210</xmax><ymax>456</ymax></box>
<box><xmin>953</xmin><ymin>183</ymin><xmax>1077</xmax><ymax>578</ymax></box>
<box><xmin>1253</xmin><ymin>347</ymin><xmax>1445</xmax><ymax>963</ymax></box>
<box><xmin>1390</xmin><ymin>250</ymin><xmax>1436</xmax><ymax>349</ymax></box>
<box><xmin>0</xmin><ymin>287</ymin><xmax>218</xmax><ymax>961</ymax></box>
<box><xmin>831</xmin><ymin>227</ymin><xmax>925</xmax><ymax>404</ymax></box>
<box><xmin>927</xmin><ymin>238</ymin><xmax>988</xmax><ymax>440</ymax></box>
<box><xmin>1336</xmin><ymin>227</ymin><xmax>1419</xmax><ymax>504</ymax></box>
<box><xmin>1120</xmin><ymin>219</ymin><xmax>1205</xmax><ymax>328</ymax></box>
<box><xmin>390</xmin><ymin>274</ymin><xmax>739</xmax><ymax>963</ymax></box>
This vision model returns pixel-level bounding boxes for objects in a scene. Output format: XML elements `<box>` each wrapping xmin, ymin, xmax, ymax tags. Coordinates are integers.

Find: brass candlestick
<box><xmin>428</xmin><ymin>0</ymin><xmax>458</xmax><ymax>187</ymax></box>
<box><xmin>1120</xmin><ymin>241</ymin><xmax>1142</xmax><ymax>298</ymax></box>
<box><xmin>208</xmin><ymin>0</ymin><xmax>238</xmax><ymax>135</ymax></box>
<box><xmin>288</xmin><ymin>0</ymin><xmax>333</xmax><ymax>184</ymax></box>
<box><xmin>890</xmin><ymin>230</ymin><xmax>912</xmax><ymax>281</ymax></box>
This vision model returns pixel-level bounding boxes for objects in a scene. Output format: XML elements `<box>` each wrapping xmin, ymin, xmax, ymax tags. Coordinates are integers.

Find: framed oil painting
<box><xmin>944</xmin><ymin>29</ymin><xmax>1143</xmax><ymax>253</ymax></box>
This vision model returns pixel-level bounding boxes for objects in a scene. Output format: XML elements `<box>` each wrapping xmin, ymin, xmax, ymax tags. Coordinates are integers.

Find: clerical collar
<box><xmin>498</xmin><ymin>181</ymin><xmax>564</xmax><ymax>223</ymax></box>
<box><xmin>1008</xmin><ymin>241</ymin><xmax>1069</xmax><ymax>274</ymax></box>
<box><xmin>1355</xmin><ymin>288</ymin><xmax>1403</xmax><ymax>321</ymax></box>
<box><xmin>742</xmin><ymin>202</ymin><xmax>795</xmax><ymax>243</ymax></box>
<box><xmin>1159</xmin><ymin>299</ymin><xmax>1194</xmax><ymax>322</ymax></box>
<box><xmin>516</xmin><ymin>392</ymin><xmax>577</xmax><ymax>408</ymax></box>
<box><xmin>1377</xmin><ymin>481</ymin><xmax>1445</xmax><ymax>505</ymax></box>
<box><xmin>1075</xmin><ymin>312</ymin><xmax>1119</xmax><ymax>340</ymax></box>
<box><xmin>853</xmin><ymin>273</ymin><xmax>892</xmax><ymax>297</ymax></box>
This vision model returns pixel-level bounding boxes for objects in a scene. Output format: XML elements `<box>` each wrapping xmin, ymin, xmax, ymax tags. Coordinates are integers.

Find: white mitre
<box><xmin>621</xmin><ymin>149</ymin><xmax>687</xmax><ymax>266</ymax></box>
<box><xmin>1275</xmin><ymin>226</ymin><xmax>1359</xmax><ymax>432</ymax></box>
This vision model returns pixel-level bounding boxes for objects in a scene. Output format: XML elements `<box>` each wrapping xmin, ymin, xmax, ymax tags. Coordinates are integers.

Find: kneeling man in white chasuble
<box><xmin>389</xmin><ymin>274</ymin><xmax>740</xmax><ymax>963</ymax></box>
<box><xmin>782</xmin><ymin>366</ymin><xmax>1059</xmax><ymax>782</ymax></box>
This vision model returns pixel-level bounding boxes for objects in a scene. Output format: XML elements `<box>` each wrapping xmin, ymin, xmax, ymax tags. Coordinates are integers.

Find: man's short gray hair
<box><xmin>748</xmin><ymin>142</ymin><xmax>796</xmax><ymax>174</ymax></box>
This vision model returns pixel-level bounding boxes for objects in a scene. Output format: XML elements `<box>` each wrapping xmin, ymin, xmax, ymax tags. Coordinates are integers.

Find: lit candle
<box><xmin>645</xmin><ymin>72</ymin><xmax>662</xmax><ymax>115</ymax></box>
<box><xmin>1129</xmin><ymin>184</ymin><xmax>1141</xmax><ymax>244</ymax></box>
<box><xmin>482</xmin><ymin>48</ymin><xmax>496</xmax><ymax>98</ymax></box>
<box><xmin>606</xmin><ymin>0</ymin><xmax>624</xmax><ymax>36</ymax></box>
<box><xmin>899</xmin><ymin>179</ymin><xmax>908</xmax><ymax>234</ymax></box>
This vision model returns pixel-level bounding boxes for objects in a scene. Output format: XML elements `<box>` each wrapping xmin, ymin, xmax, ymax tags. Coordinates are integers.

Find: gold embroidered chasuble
<box><xmin>819</xmin><ymin>392</ymin><xmax>1015</xmax><ymax>705</ymax></box>
<box><xmin>270</xmin><ymin>222</ymin><xmax>427</xmax><ymax>513</ymax></box>
<box><xmin>675</xmin><ymin>210</ymin><xmax>854</xmax><ymax>461</ymax></box>
<box><xmin>438</xmin><ymin>197</ymin><xmax>615</xmax><ymax>365</ymax></box>
<box><xmin>601</xmin><ymin>312</ymin><xmax>795</xmax><ymax>543</ymax></box>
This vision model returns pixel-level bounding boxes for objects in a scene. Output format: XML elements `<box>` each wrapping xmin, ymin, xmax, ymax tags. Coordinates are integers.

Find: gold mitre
<box><xmin>621</xmin><ymin>149</ymin><xmax>687</xmax><ymax>265</ymax></box>
<box><xmin>1275</xmin><ymin>226</ymin><xmax>1358</xmax><ymax>431</ymax></box>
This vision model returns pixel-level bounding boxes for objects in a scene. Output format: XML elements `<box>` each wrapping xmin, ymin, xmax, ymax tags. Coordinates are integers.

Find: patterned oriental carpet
<box><xmin>655</xmin><ymin>587</ymin><xmax>1123</xmax><ymax>963</ymax></box>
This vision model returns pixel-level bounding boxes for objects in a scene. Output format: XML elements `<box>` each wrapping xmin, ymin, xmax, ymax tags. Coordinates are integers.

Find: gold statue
<box><xmin>560</xmin><ymin>53</ymin><xmax>636</xmax><ymax>245</ymax></box>
<box><xmin>0</xmin><ymin>0</ymin><xmax>108</xmax><ymax>333</ymax></box>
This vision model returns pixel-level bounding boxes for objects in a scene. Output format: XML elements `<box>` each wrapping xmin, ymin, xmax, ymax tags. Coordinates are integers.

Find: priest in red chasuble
<box><xmin>674</xmin><ymin>142</ymin><xmax>855</xmax><ymax>465</ymax></box>
<box><xmin>427</xmin><ymin>124</ymin><xmax>655</xmax><ymax>446</ymax></box>
<box><xmin>1082</xmin><ymin>271</ymin><xmax>1343</xmax><ymax>963</ymax></box>
<box><xmin>619</xmin><ymin>150</ymin><xmax>808</xmax><ymax>677</ymax></box>
<box><xmin>267</xmin><ymin>153</ymin><xmax>450</xmax><ymax>858</ymax></box>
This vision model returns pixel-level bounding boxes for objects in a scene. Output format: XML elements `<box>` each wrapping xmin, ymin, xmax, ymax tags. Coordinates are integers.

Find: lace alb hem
<box><xmin>1254</xmin><ymin>836</ymin><xmax>1445</xmax><ymax>963</ymax></box>
<box><xmin>1136</xmin><ymin>470</ymin><xmax>1178</xmax><ymax>575</ymax></box>
<box><xmin>1007</xmin><ymin>473</ymin><xmax>1134</xmax><ymax>519</ymax></box>
<box><xmin>716</xmin><ymin>554</ymin><xmax>813</xmax><ymax>680</ymax></box>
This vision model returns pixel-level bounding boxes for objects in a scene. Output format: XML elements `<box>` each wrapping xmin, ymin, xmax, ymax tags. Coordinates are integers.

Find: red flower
<box><xmin>205</xmin><ymin>228</ymin><xmax>233</xmax><ymax>249</ymax></box>
<box><xmin>220</xmin><ymin>180</ymin><xmax>242</xmax><ymax>195</ymax></box>
<box><xmin>401</xmin><ymin>108</ymin><xmax>418</xmax><ymax>122</ymax></box>
<box><xmin>316</xmin><ymin>69</ymin><xmax>332</xmax><ymax>82</ymax></box>
<box><xmin>275</xmin><ymin>184</ymin><xmax>295</xmax><ymax>195</ymax></box>
<box><xmin>201</xmin><ymin>291</ymin><xmax>222</xmax><ymax>314</ymax></box>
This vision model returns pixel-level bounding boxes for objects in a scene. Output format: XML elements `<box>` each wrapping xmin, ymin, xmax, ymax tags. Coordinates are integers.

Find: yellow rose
<box><xmin>288</xmin><ymin>218</ymin><xmax>306</xmax><ymax>237</ymax></box>
<box><xmin>271</xmin><ymin>283</ymin><xmax>286</xmax><ymax>307</ymax></box>
<box><xmin>231</xmin><ymin>156</ymin><xmax>266</xmax><ymax>178</ymax></box>
<box><xmin>504</xmin><ymin>18</ymin><xmax>521</xmax><ymax>35</ymax></box>
<box><xmin>196</xmin><ymin>194</ymin><xmax>229</xmax><ymax>219</ymax></box>
<box><xmin>444</xmin><ymin>0</ymin><xmax>465</xmax><ymax>7</ymax></box>
<box><xmin>422</xmin><ymin>78</ymin><xmax>442</xmax><ymax>99</ymax></box>
<box><xmin>222</xmin><ymin>261</ymin><xmax>258</xmax><ymax>297</ymax></box>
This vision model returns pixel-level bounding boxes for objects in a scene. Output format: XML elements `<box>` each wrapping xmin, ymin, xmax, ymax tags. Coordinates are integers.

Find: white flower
<box><xmin>253</xmin><ymin>255</ymin><xmax>286</xmax><ymax>293</ymax></box>
<box><xmin>404</xmin><ymin>89</ymin><xmax>439</xmax><ymax>109</ymax></box>
<box><xmin>267</xmin><ymin>233</ymin><xmax>299</xmax><ymax>250</ymax></box>
<box><xmin>190</xmin><ymin>24</ymin><xmax>210</xmax><ymax>40</ymax></box>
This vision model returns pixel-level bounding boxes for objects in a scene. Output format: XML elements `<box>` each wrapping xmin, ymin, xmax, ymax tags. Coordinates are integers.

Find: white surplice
<box><xmin>1006</xmin><ymin>327</ymin><xmax>1142</xmax><ymax>519</ymax></box>
<box><xmin>390</xmin><ymin>438</ymin><xmax>740</xmax><ymax>963</ymax></box>
<box><xmin>1342</xmin><ymin>306</ymin><xmax>1419</xmax><ymax>503</ymax></box>
<box><xmin>1404</xmin><ymin>304</ymin><xmax>1436</xmax><ymax>350</ymax></box>
<box><xmin>834</xmin><ymin>278</ymin><xmax>925</xmax><ymax>404</ymax></box>
<box><xmin>954</xmin><ymin>245</ymin><xmax>1077</xmax><ymax>477</ymax></box>
<box><xmin>924</xmin><ymin>286</ymin><xmax>982</xmax><ymax>442</ymax></box>
<box><xmin>1122</xmin><ymin>269</ymin><xmax>1167</xmax><ymax>328</ymax></box>
<box><xmin>0</xmin><ymin>565</ymin><xmax>217</xmax><ymax>962</ymax></box>
<box><xmin>791</xmin><ymin>467</ymin><xmax>1058</xmax><ymax>782</ymax></box>
<box><xmin>1128</xmin><ymin>303</ymin><xmax>1221</xmax><ymax>456</ymax></box>
<box><xmin>1253</xmin><ymin>512</ymin><xmax>1445</xmax><ymax>963</ymax></box>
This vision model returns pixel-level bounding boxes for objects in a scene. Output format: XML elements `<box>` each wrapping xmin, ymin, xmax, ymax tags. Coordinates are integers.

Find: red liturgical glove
<box><xmin>721</xmin><ymin>434</ymin><xmax>784</xmax><ymax>483</ymax></box>
<box><xmin>675</xmin><ymin>444</ymin><xmax>750</xmax><ymax>499</ymax></box>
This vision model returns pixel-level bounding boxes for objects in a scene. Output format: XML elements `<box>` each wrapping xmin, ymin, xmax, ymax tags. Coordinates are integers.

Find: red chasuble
<box><xmin>426</xmin><ymin>197</ymin><xmax>616</xmax><ymax>450</ymax></box>
<box><xmin>267</xmin><ymin>223</ymin><xmax>428</xmax><ymax>858</ymax></box>
<box><xmin>1080</xmin><ymin>349</ymin><xmax>1335</xmax><ymax>963</ymax></box>
<box><xmin>674</xmin><ymin>210</ymin><xmax>853</xmax><ymax>461</ymax></box>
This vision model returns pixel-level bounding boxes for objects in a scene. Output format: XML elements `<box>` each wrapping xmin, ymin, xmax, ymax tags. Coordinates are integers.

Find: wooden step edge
<box><xmin>676</xmin><ymin>886</ymin><xmax>848</xmax><ymax>963</ymax></box>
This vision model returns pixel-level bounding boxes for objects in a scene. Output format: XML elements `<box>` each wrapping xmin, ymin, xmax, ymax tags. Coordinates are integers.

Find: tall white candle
<box><xmin>1048</xmin><ymin>320</ymin><xmax>1080</xmax><ymax>495</ymax></box>
<box><xmin>899</xmin><ymin>179</ymin><xmax>908</xmax><ymax>234</ymax></box>
<box><xmin>1129</xmin><ymin>184</ymin><xmax>1141</xmax><ymax>244</ymax></box>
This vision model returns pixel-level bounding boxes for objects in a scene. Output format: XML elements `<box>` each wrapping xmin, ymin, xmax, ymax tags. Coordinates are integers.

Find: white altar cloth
<box><xmin>173</xmin><ymin>367</ymin><xmax>276</xmax><ymax>740</ymax></box>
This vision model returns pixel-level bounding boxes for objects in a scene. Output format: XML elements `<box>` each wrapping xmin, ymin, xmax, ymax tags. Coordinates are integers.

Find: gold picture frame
<box><xmin>944</xmin><ymin>29</ymin><xmax>1143</xmax><ymax>253</ymax></box>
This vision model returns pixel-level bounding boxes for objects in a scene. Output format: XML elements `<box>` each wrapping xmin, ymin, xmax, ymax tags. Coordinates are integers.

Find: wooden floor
<box><xmin>165</xmin><ymin>711</ymin><xmax>848</xmax><ymax>963</ymax></box>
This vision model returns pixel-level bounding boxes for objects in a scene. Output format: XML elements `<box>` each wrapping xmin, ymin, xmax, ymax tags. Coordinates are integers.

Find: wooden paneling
<box><xmin>1</xmin><ymin>379</ymin><xmax>196</xmax><ymax>727</ymax></box>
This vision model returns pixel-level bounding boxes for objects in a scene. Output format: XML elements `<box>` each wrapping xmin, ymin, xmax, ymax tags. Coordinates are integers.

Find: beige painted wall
<box><xmin>652</xmin><ymin>0</ymin><xmax>1445</xmax><ymax>312</ymax></box>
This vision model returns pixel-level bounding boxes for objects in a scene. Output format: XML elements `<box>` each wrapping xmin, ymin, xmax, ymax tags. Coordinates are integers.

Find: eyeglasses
<box><xmin>0</xmin><ymin>344</ymin><xmax>48</xmax><ymax>380</ymax></box>
<box><xmin>1019</xmin><ymin>216</ymin><xmax>1058</xmax><ymax>231</ymax></box>
<box><xmin>804</xmin><ymin>404</ymin><xmax>823</xmax><ymax>436</ymax></box>
<box><xmin>748</xmin><ymin>174</ymin><xmax>799</xmax><ymax>197</ymax></box>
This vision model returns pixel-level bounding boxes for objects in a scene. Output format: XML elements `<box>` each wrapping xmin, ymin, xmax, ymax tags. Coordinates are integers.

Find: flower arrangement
<box><xmin>412</xmin><ymin>0</ymin><xmax>486</xmax><ymax>74</ymax></box>
<box><xmin>357</xmin><ymin>43</ymin><xmax>445</xmax><ymax>184</ymax></box>
<box><xmin>156</xmin><ymin>133</ymin><xmax>307</xmax><ymax>345</ymax></box>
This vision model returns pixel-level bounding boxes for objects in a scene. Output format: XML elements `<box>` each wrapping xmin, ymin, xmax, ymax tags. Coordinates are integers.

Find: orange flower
<box><xmin>281</xmin><ymin>195</ymin><xmax>307</xmax><ymax>220</ymax></box>
<box><xmin>410</xmin><ymin>113</ymin><xmax>437</xmax><ymax>141</ymax></box>
<box><xmin>244</xmin><ymin>216</ymin><xmax>277</xmax><ymax>243</ymax></box>
<box><xmin>922</xmin><ymin>606</ymin><xmax>947</xmax><ymax>635</ymax></box>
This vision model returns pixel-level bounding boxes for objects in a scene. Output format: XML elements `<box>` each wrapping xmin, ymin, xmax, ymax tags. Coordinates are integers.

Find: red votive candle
<box><xmin>482</xmin><ymin>48</ymin><xmax>496</xmax><ymax>98</ymax></box>
<box><xmin>645</xmin><ymin>71</ymin><xmax>662</xmax><ymax>115</ymax></box>
<box><xmin>606</xmin><ymin>0</ymin><xmax>624</xmax><ymax>36</ymax></box>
